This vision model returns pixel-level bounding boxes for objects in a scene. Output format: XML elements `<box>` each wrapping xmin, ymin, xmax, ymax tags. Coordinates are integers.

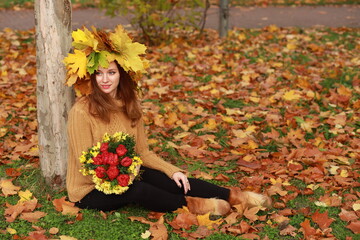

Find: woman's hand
<box><xmin>172</xmin><ymin>172</ymin><xmax>191</xmax><ymax>194</ymax></box>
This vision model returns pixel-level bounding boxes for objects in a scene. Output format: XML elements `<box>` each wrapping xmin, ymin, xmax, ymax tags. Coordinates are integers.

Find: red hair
<box><xmin>86</xmin><ymin>62</ymin><xmax>142</xmax><ymax>126</ymax></box>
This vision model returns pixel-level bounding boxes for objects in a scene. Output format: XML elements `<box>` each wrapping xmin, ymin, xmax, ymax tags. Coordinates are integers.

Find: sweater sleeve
<box><xmin>135</xmin><ymin>117</ymin><xmax>186</xmax><ymax>178</ymax></box>
<box><xmin>66</xmin><ymin>101</ymin><xmax>96</xmax><ymax>202</ymax></box>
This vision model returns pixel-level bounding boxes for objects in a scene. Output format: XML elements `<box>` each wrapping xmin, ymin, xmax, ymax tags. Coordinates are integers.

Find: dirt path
<box><xmin>0</xmin><ymin>5</ymin><xmax>359</xmax><ymax>31</ymax></box>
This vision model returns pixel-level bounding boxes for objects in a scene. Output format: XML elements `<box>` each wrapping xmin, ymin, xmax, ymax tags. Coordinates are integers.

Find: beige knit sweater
<box><xmin>66</xmin><ymin>98</ymin><xmax>183</xmax><ymax>202</ymax></box>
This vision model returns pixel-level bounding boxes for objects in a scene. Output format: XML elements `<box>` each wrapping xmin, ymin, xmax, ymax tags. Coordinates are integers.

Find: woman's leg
<box><xmin>140</xmin><ymin>167</ymin><xmax>230</xmax><ymax>201</ymax></box>
<box><xmin>75</xmin><ymin>180</ymin><xmax>187</xmax><ymax>212</ymax></box>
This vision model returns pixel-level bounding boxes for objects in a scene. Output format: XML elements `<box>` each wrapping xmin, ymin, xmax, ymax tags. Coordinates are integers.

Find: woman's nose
<box><xmin>102</xmin><ymin>73</ymin><xmax>109</xmax><ymax>82</ymax></box>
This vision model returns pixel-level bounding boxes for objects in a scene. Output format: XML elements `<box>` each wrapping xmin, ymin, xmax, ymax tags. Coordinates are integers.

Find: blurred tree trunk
<box><xmin>34</xmin><ymin>0</ymin><xmax>74</xmax><ymax>187</ymax></box>
<box><xmin>219</xmin><ymin>0</ymin><xmax>229</xmax><ymax>37</ymax></box>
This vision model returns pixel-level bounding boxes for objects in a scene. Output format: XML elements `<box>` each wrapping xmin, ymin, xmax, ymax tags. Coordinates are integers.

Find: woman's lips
<box><xmin>101</xmin><ymin>85</ymin><xmax>110</xmax><ymax>89</ymax></box>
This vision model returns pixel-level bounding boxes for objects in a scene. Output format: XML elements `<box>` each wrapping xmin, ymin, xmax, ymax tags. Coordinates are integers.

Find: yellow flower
<box><xmin>90</xmin><ymin>150</ymin><xmax>99</xmax><ymax>157</ymax></box>
<box><xmin>103</xmin><ymin>133</ymin><xmax>110</xmax><ymax>142</ymax></box>
<box><xmin>79</xmin><ymin>154</ymin><xmax>87</xmax><ymax>163</ymax></box>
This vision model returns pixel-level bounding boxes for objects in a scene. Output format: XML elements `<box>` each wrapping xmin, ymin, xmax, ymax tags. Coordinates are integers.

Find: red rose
<box><xmin>102</xmin><ymin>152</ymin><xmax>118</xmax><ymax>166</ymax></box>
<box><xmin>120</xmin><ymin>157</ymin><xmax>132</xmax><ymax>167</ymax></box>
<box><xmin>107</xmin><ymin>165</ymin><xmax>119</xmax><ymax>181</ymax></box>
<box><xmin>92</xmin><ymin>154</ymin><xmax>104</xmax><ymax>165</ymax></box>
<box><xmin>100</xmin><ymin>142</ymin><xmax>109</xmax><ymax>152</ymax></box>
<box><xmin>117</xmin><ymin>174</ymin><xmax>130</xmax><ymax>187</ymax></box>
<box><xmin>116</xmin><ymin>144</ymin><xmax>127</xmax><ymax>156</ymax></box>
<box><xmin>95</xmin><ymin>166</ymin><xmax>106</xmax><ymax>179</ymax></box>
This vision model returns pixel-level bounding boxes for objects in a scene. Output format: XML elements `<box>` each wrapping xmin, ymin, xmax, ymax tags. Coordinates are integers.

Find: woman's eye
<box><xmin>109</xmin><ymin>71</ymin><xmax>116</xmax><ymax>75</ymax></box>
<box><xmin>95</xmin><ymin>72</ymin><xmax>102</xmax><ymax>76</ymax></box>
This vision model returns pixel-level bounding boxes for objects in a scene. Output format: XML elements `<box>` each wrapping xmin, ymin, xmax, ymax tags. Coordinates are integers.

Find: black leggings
<box><xmin>75</xmin><ymin>167</ymin><xmax>230</xmax><ymax>212</ymax></box>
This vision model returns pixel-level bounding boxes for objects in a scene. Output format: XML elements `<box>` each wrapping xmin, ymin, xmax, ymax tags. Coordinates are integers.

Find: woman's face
<box><xmin>95</xmin><ymin>61</ymin><xmax>120</xmax><ymax>98</ymax></box>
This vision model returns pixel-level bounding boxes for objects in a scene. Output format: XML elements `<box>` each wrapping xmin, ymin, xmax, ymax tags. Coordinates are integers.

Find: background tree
<box><xmin>34</xmin><ymin>0</ymin><xmax>74</xmax><ymax>187</ymax></box>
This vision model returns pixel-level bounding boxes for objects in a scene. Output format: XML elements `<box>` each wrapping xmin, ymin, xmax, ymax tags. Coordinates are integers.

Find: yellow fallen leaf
<box><xmin>197</xmin><ymin>212</ymin><xmax>223</xmax><ymax>229</ymax></box>
<box><xmin>238</xmin><ymin>33</ymin><xmax>246</xmax><ymax>41</ymax></box>
<box><xmin>147</xmin><ymin>138</ymin><xmax>158</xmax><ymax>145</ymax></box>
<box><xmin>329</xmin><ymin>165</ymin><xmax>339</xmax><ymax>175</ymax></box>
<box><xmin>141</xmin><ymin>230</ymin><xmax>151</xmax><ymax>239</ymax></box>
<box><xmin>232</xmin><ymin>129</ymin><xmax>248</xmax><ymax>138</ymax></box>
<box><xmin>174</xmin><ymin>132</ymin><xmax>192</xmax><ymax>139</ymax></box>
<box><xmin>225</xmin><ymin>108</ymin><xmax>245</xmax><ymax>115</ymax></box>
<box><xmin>283</xmin><ymin>90</ymin><xmax>301</xmax><ymax>101</ymax></box>
<box><xmin>204</xmin><ymin>118</ymin><xmax>217</xmax><ymax>130</ymax></box>
<box><xmin>60</xmin><ymin>236</ymin><xmax>78</xmax><ymax>240</ymax></box>
<box><xmin>245</xmin><ymin>139</ymin><xmax>258</xmax><ymax>149</ymax></box>
<box><xmin>18</xmin><ymin>190</ymin><xmax>33</xmax><ymax>203</ymax></box>
<box><xmin>353</xmin><ymin>203</ymin><xmax>360</xmax><ymax>211</ymax></box>
<box><xmin>7</xmin><ymin>228</ymin><xmax>17</xmax><ymax>235</ymax></box>
<box><xmin>286</xmin><ymin>43</ymin><xmax>297</xmax><ymax>50</ymax></box>
<box><xmin>306</xmin><ymin>184</ymin><xmax>319</xmax><ymax>190</ymax></box>
<box><xmin>340</xmin><ymin>169</ymin><xmax>349</xmax><ymax>178</ymax></box>
<box><xmin>164</xmin><ymin>112</ymin><xmax>178</xmax><ymax>126</ymax></box>
<box><xmin>268</xmin><ymin>24</ymin><xmax>279</xmax><ymax>32</ymax></box>
<box><xmin>314</xmin><ymin>201</ymin><xmax>328</xmax><ymax>207</ymax></box>
<box><xmin>221</xmin><ymin>115</ymin><xmax>237</xmax><ymax>124</ymax></box>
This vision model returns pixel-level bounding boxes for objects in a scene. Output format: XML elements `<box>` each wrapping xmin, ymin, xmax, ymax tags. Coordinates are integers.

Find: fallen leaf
<box><xmin>0</xmin><ymin>178</ymin><xmax>21</xmax><ymax>196</ymax></box>
<box><xmin>300</xmin><ymin>219</ymin><xmax>316</xmax><ymax>237</ymax></box>
<box><xmin>346</xmin><ymin>220</ymin><xmax>360</xmax><ymax>234</ymax></box>
<box><xmin>339</xmin><ymin>208</ymin><xmax>358</xmax><ymax>222</ymax></box>
<box><xmin>19</xmin><ymin>211</ymin><xmax>47</xmax><ymax>222</ymax></box>
<box><xmin>197</xmin><ymin>212</ymin><xmax>223</xmax><ymax>229</ymax></box>
<box><xmin>311</xmin><ymin>210</ymin><xmax>334</xmax><ymax>230</ymax></box>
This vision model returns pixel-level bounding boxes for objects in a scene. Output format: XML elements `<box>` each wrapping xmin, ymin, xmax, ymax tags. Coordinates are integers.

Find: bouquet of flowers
<box><xmin>79</xmin><ymin>132</ymin><xmax>142</xmax><ymax>194</ymax></box>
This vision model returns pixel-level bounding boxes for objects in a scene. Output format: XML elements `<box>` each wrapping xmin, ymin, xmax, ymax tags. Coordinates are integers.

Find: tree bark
<box><xmin>219</xmin><ymin>0</ymin><xmax>229</xmax><ymax>37</ymax></box>
<box><xmin>34</xmin><ymin>0</ymin><xmax>74</xmax><ymax>187</ymax></box>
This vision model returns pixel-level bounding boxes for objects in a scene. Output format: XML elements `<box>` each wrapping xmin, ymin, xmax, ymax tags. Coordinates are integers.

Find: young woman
<box><xmin>65</xmin><ymin>25</ymin><xmax>270</xmax><ymax>215</ymax></box>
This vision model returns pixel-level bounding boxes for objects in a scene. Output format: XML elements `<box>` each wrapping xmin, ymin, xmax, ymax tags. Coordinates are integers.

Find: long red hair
<box><xmin>86</xmin><ymin>61</ymin><xmax>142</xmax><ymax>126</ymax></box>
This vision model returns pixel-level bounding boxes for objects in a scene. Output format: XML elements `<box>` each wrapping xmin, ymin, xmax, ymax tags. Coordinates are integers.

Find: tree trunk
<box><xmin>34</xmin><ymin>0</ymin><xmax>74</xmax><ymax>187</ymax></box>
<box><xmin>219</xmin><ymin>0</ymin><xmax>229</xmax><ymax>37</ymax></box>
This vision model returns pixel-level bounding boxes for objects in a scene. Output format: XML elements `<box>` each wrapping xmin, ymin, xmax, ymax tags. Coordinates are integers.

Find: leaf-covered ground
<box><xmin>0</xmin><ymin>26</ymin><xmax>359</xmax><ymax>239</ymax></box>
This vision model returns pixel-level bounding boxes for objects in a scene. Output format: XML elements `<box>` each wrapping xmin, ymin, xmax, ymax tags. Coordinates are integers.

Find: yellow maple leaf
<box><xmin>204</xmin><ymin>118</ymin><xmax>217</xmax><ymax>130</ymax></box>
<box><xmin>221</xmin><ymin>115</ymin><xmax>237</xmax><ymax>124</ymax></box>
<box><xmin>63</xmin><ymin>49</ymin><xmax>87</xmax><ymax>79</ymax></box>
<box><xmin>65</xmin><ymin>74</ymin><xmax>78</xmax><ymax>87</ymax></box>
<box><xmin>197</xmin><ymin>212</ymin><xmax>223</xmax><ymax>229</ymax></box>
<box><xmin>286</xmin><ymin>42</ymin><xmax>297</xmax><ymax>50</ymax></box>
<box><xmin>283</xmin><ymin>90</ymin><xmax>301</xmax><ymax>101</ymax></box>
<box><xmin>18</xmin><ymin>189</ymin><xmax>33</xmax><ymax>203</ymax></box>
<box><xmin>109</xmin><ymin>25</ymin><xmax>147</xmax><ymax>73</ymax></box>
<box><xmin>72</xmin><ymin>27</ymin><xmax>98</xmax><ymax>51</ymax></box>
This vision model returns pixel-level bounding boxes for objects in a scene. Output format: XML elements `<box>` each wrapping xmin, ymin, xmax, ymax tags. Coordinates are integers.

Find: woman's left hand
<box><xmin>172</xmin><ymin>172</ymin><xmax>191</xmax><ymax>194</ymax></box>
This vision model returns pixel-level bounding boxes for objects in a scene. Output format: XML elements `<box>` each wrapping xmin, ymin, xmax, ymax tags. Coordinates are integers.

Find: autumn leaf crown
<box><xmin>63</xmin><ymin>25</ymin><xmax>148</xmax><ymax>95</ymax></box>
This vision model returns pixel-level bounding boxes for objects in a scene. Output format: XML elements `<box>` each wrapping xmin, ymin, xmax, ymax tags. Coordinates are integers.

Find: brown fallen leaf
<box><xmin>339</xmin><ymin>208</ymin><xmax>358</xmax><ymax>222</ymax></box>
<box><xmin>167</xmin><ymin>212</ymin><xmax>198</xmax><ymax>230</ymax></box>
<box><xmin>280</xmin><ymin>224</ymin><xmax>297</xmax><ymax>237</ymax></box>
<box><xmin>243</xmin><ymin>207</ymin><xmax>260</xmax><ymax>222</ymax></box>
<box><xmin>311</xmin><ymin>210</ymin><xmax>334</xmax><ymax>230</ymax></box>
<box><xmin>19</xmin><ymin>211</ymin><xmax>47</xmax><ymax>223</ymax></box>
<box><xmin>300</xmin><ymin>219</ymin><xmax>317</xmax><ymax>237</ymax></box>
<box><xmin>0</xmin><ymin>178</ymin><xmax>21</xmax><ymax>196</ymax></box>
<box><xmin>346</xmin><ymin>220</ymin><xmax>360</xmax><ymax>234</ymax></box>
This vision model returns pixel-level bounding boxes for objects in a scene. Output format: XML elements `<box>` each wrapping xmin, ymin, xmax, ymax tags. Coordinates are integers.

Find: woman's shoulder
<box><xmin>69</xmin><ymin>97</ymin><xmax>89</xmax><ymax>114</ymax></box>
